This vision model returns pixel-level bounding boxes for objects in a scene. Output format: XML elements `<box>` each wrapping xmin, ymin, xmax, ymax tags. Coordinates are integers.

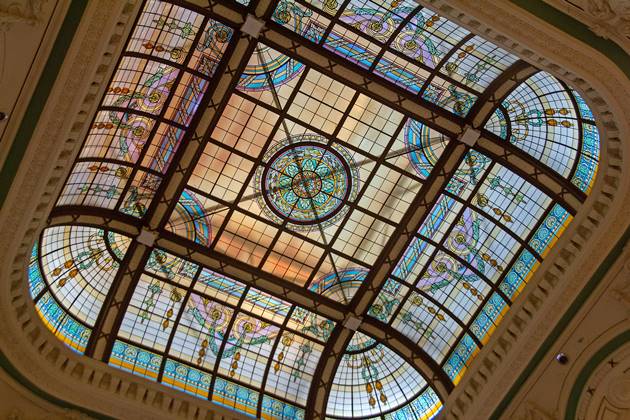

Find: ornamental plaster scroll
<box><xmin>512</xmin><ymin>402</ymin><xmax>557</xmax><ymax>420</ymax></box>
<box><xmin>586</xmin><ymin>0</ymin><xmax>630</xmax><ymax>38</ymax></box>
<box><xmin>544</xmin><ymin>0</ymin><xmax>630</xmax><ymax>54</ymax></box>
<box><xmin>0</xmin><ymin>0</ymin><xmax>48</xmax><ymax>30</ymax></box>
<box><xmin>420</xmin><ymin>0</ymin><xmax>630</xmax><ymax>419</ymax></box>
<box><xmin>0</xmin><ymin>0</ymin><xmax>628</xmax><ymax>419</ymax></box>
<box><xmin>576</xmin><ymin>343</ymin><xmax>630</xmax><ymax>419</ymax></box>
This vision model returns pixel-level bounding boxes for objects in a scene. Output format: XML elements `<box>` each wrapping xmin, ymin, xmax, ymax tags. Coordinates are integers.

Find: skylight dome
<box><xmin>29</xmin><ymin>0</ymin><xmax>600</xmax><ymax>418</ymax></box>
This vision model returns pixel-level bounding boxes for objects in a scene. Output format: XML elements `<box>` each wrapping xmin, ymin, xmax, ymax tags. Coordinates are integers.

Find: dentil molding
<box><xmin>0</xmin><ymin>0</ymin><xmax>628</xmax><ymax>418</ymax></box>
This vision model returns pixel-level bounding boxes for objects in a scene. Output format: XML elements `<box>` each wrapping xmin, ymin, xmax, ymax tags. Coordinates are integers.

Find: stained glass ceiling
<box><xmin>30</xmin><ymin>0</ymin><xmax>599</xmax><ymax>419</ymax></box>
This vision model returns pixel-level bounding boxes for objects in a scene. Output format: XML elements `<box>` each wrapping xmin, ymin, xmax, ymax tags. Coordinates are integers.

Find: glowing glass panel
<box><xmin>327</xmin><ymin>331</ymin><xmax>430</xmax><ymax>418</ymax></box>
<box><xmin>487</xmin><ymin>72</ymin><xmax>600</xmax><ymax>192</ymax></box>
<box><xmin>274</xmin><ymin>0</ymin><xmax>519</xmax><ymax>116</ymax></box>
<box><xmin>103</xmin><ymin>246</ymin><xmax>339</xmax><ymax>415</ymax></box>
<box><xmin>30</xmin><ymin>1</ymin><xmax>602</xmax><ymax>418</ymax></box>
<box><xmin>29</xmin><ymin>225</ymin><xmax>132</xmax><ymax>352</ymax></box>
<box><xmin>56</xmin><ymin>0</ymin><xmax>234</xmax><ymax>217</ymax></box>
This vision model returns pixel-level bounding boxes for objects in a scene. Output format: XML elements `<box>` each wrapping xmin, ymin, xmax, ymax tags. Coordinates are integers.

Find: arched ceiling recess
<box><xmin>1</xmin><ymin>0</ymin><xmax>624</xmax><ymax>419</ymax></box>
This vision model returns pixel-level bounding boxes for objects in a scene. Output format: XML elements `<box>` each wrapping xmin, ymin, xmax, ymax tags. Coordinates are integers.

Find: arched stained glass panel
<box><xmin>28</xmin><ymin>0</ymin><xmax>602</xmax><ymax>418</ymax></box>
<box><xmin>326</xmin><ymin>331</ymin><xmax>439</xmax><ymax>419</ymax></box>
<box><xmin>30</xmin><ymin>225</ymin><xmax>132</xmax><ymax>352</ymax></box>
<box><xmin>485</xmin><ymin>71</ymin><xmax>600</xmax><ymax>193</ymax></box>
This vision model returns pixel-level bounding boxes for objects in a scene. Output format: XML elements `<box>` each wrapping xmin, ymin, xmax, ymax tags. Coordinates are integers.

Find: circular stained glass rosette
<box><xmin>257</xmin><ymin>135</ymin><xmax>358</xmax><ymax>230</ymax></box>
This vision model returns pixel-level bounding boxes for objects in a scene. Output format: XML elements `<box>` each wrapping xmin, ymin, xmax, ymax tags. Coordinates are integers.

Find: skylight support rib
<box><xmin>31</xmin><ymin>0</ymin><xmax>601</xmax><ymax>417</ymax></box>
<box><xmin>48</xmin><ymin>207</ymin><xmax>142</xmax><ymax>235</ymax></box>
<box><xmin>86</xmin><ymin>0</ymin><xmax>280</xmax><ymax>365</ymax></box>
<box><xmin>465</xmin><ymin>60</ymin><xmax>537</xmax><ymax>127</ymax></box>
<box><xmin>351</xmin><ymin>142</ymin><xmax>468</xmax><ymax>314</ymax></box>
<box><xmin>44</xmin><ymin>207</ymin><xmax>451</xmax><ymax>406</ymax></box>
<box><xmin>259</xmin><ymin>24</ymin><xmax>588</xmax><ymax>204</ymax></box>
<box><xmin>88</xmin><ymin>244</ymin><xmax>153</xmax><ymax>359</ymax></box>
<box><xmin>307</xmin><ymin>326</ymin><xmax>353</xmax><ymax>420</ymax></box>
<box><xmin>475</xmin><ymin>134</ymin><xmax>583</xmax><ymax>212</ymax></box>
<box><xmin>360</xmin><ymin>317</ymin><xmax>453</xmax><ymax>394</ymax></box>
<box><xmin>164</xmin><ymin>1</ymin><xmax>588</xmax><ymax>207</ymax></box>
<box><xmin>112</xmin><ymin>10</ymin><xmax>215</xmax><ymax>217</ymax></box>
<box><xmin>419</xmin><ymin>32</ymin><xmax>476</xmax><ymax>94</ymax></box>
<box><xmin>147</xmin><ymin>37</ymin><xmax>255</xmax><ymax>229</ymax></box>
<box><xmin>262</xmin><ymin>25</ymin><xmax>466</xmax><ymax>137</ymax></box>
<box><xmin>438</xmin><ymin>200</ymin><xmax>559</xmax><ymax>371</ymax></box>
<box><xmin>306</xmin><ymin>141</ymin><xmax>467</xmax><ymax>419</ymax></box>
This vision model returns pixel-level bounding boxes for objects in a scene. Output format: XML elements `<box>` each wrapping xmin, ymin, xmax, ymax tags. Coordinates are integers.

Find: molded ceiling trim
<box><xmin>564</xmin><ymin>330</ymin><xmax>630</xmax><ymax>420</ymax></box>
<box><xmin>2</xmin><ymin>0</ymin><xmax>629</xmax><ymax>417</ymax></box>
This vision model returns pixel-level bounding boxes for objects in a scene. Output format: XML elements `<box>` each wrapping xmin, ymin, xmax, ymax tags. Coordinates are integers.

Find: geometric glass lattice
<box><xmin>31</xmin><ymin>0</ymin><xmax>601</xmax><ymax>419</ymax></box>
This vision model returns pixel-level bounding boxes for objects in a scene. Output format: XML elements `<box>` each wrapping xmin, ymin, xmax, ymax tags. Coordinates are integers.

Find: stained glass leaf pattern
<box><xmin>31</xmin><ymin>0</ymin><xmax>601</xmax><ymax>419</ymax></box>
<box><xmin>30</xmin><ymin>225</ymin><xmax>132</xmax><ymax>352</ymax></box>
<box><xmin>109</xmin><ymin>250</ymin><xmax>338</xmax><ymax>416</ymax></box>
<box><xmin>274</xmin><ymin>0</ymin><xmax>518</xmax><ymax>116</ymax></box>
<box><xmin>327</xmin><ymin>331</ymin><xmax>432</xmax><ymax>418</ymax></box>
<box><xmin>56</xmin><ymin>0</ymin><xmax>234</xmax><ymax>218</ymax></box>
<box><xmin>486</xmin><ymin>72</ymin><xmax>600</xmax><ymax>192</ymax></box>
<box><xmin>370</xmin><ymin>148</ymin><xmax>573</xmax><ymax>382</ymax></box>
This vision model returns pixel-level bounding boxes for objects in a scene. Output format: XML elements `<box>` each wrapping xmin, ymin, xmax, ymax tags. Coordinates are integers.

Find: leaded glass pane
<box><xmin>30</xmin><ymin>0</ymin><xmax>602</xmax><ymax>418</ymax></box>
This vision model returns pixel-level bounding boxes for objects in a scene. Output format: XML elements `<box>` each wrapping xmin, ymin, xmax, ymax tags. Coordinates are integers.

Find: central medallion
<box><xmin>258</xmin><ymin>135</ymin><xmax>357</xmax><ymax>229</ymax></box>
<box><xmin>291</xmin><ymin>170</ymin><xmax>322</xmax><ymax>199</ymax></box>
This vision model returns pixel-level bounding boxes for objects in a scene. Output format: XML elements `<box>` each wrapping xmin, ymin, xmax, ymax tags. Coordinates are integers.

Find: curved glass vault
<box><xmin>29</xmin><ymin>0</ymin><xmax>599</xmax><ymax>419</ymax></box>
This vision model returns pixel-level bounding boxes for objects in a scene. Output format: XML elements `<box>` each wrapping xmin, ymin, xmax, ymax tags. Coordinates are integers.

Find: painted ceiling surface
<box><xmin>29</xmin><ymin>0</ymin><xmax>599</xmax><ymax>419</ymax></box>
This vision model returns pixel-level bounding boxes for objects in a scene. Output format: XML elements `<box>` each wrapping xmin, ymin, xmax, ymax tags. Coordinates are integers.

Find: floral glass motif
<box><xmin>108</xmin><ymin>251</ymin><xmax>339</xmax><ymax>417</ymax></box>
<box><xmin>327</xmin><ymin>331</ymin><xmax>438</xmax><ymax>419</ymax></box>
<box><xmin>56</xmin><ymin>0</ymin><xmax>234</xmax><ymax>218</ymax></box>
<box><xmin>369</xmin><ymin>145</ymin><xmax>576</xmax><ymax>383</ymax></box>
<box><xmin>167</xmin><ymin>45</ymin><xmax>432</xmax><ymax>288</ymax></box>
<box><xmin>31</xmin><ymin>0</ymin><xmax>602</xmax><ymax>419</ymax></box>
<box><xmin>486</xmin><ymin>71</ymin><xmax>600</xmax><ymax>193</ymax></box>
<box><xmin>258</xmin><ymin>136</ymin><xmax>357</xmax><ymax>228</ymax></box>
<box><xmin>273</xmin><ymin>0</ymin><xmax>519</xmax><ymax>116</ymax></box>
